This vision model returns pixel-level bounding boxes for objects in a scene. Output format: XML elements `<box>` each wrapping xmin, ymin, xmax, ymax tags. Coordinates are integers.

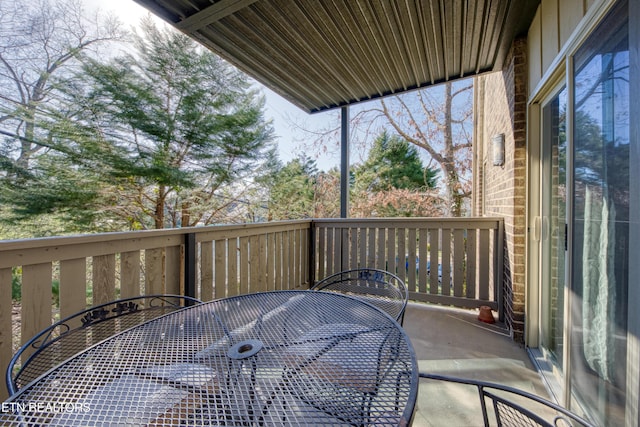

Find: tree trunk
<box><xmin>181</xmin><ymin>201</ymin><xmax>191</xmax><ymax>227</ymax></box>
<box><xmin>442</xmin><ymin>83</ymin><xmax>461</xmax><ymax>217</ymax></box>
<box><xmin>155</xmin><ymin>185</ymin><xmax>166</xmax><ymax>229</ymax></box>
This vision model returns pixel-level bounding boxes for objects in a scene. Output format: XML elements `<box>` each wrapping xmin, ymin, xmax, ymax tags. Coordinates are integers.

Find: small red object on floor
<box><xmin>478</xmin><ymin>305</ymin><xmax>495</xmax><ymax>324</ymax></box>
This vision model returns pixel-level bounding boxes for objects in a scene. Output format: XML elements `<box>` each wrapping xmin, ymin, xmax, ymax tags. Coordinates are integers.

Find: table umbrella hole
<box><xmin>228</xmin><ymin>339</ymin><xmax>263</xmax><ymax>359</ymax></box>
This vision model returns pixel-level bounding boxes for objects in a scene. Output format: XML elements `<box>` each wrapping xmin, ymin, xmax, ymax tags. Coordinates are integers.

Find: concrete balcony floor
<box><xmin>404</xmin><ymin>302</ymin><xmax>550</xmax><ymax>426</ymax></box>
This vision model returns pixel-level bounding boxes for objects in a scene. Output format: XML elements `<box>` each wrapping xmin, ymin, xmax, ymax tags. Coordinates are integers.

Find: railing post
<box><xmin>340</xmin><ymin>106</ymin><xmax>349</xmax><ymax>219</ymax></box>
<box><xmin>341</xmin><ymin>228</ymin><xmax>349</xmax><ymax>272</ymax></box>
<box><xmin>309</xmin><ymin>221</ymin><xmax>316</xmax><ymax>287</ymax></box>
<box><xmin>184</xmin><ymin>232</ymin><xmax>197</xmax><ymax>303</ymax></box>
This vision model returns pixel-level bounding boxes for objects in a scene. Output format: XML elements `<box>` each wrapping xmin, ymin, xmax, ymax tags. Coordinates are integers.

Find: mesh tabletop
<box><xmin>1</xmin><ymin>291</ymin><xmax>418</xmax><ymax>426</ymax></box>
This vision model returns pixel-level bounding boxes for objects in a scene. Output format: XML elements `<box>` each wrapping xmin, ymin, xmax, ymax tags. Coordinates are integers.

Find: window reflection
<box><xmin>571</xmin><ymin>1</ymin><xmax>629</xmax><ymax>425</ymax></box>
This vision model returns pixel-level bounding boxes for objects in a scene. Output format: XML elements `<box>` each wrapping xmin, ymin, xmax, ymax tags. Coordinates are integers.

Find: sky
<box><xmin>97</xmin><ymin>0</ymin><xmax>340</xmax><ymax>170</ymax></box>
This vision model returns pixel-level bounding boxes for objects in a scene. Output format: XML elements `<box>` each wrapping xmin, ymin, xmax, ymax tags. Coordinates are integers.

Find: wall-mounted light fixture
<box><xmin>492</xmin><ymin>133</ymin><xmax>505</xmax><ymax>166</ymax></box>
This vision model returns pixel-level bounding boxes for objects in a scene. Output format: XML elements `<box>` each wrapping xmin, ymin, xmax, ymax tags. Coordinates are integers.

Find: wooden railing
<box><xmin>313</xmin><ymin>218</ymin><xmax>504</xmax><ymax>313</ymax></box>
<box><xmin>0</xmin><ymin>217</ymin><xmax>503</xmax><ymax>399</ymax></box>
<box><xmin>0</xmin><ymin>220</ymin><xmax>312</xmax><ymax>399</ymax></box>
<box><xmin>190</xmin><ymin>221</ymin><xmax>311</xmax><ymax>300</ymax></box>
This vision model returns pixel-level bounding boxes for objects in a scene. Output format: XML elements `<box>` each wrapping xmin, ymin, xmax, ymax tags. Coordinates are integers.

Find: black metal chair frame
<box><xmin>6</xmin><ymin>294</ymin><xmax>201</xmax><ymax>395</ymax></box>
<box><xmin>283</xmin><ymin>326</ymin><xmax>409</xmax><ymax>425</ymax></box>
<box><xmin>311</xmin><ymin>268</ymin><xmax>409</xmax><ymax>325</ymax></box>
<box><xmin>419</xmin><ymin>373</ymin><xmax>595</xmax><ymax>427</ymax></box>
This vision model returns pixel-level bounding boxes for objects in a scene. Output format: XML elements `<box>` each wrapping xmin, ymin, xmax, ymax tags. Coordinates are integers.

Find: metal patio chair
<box><xmin>280</xmin><ymin>293</ymin><xmax>416</xmax><ymax>426</ymax></box>
<box><xmin>6</xmin><ymin>294</ymin><xmax>201</xmax><ymax>395</ymax></box>
<box><xmin>311</xmin><ymin>268</ymin><xmax>408</xmax><ymax>325</ymax></box>
<box><xmin>419</xmin><ymin>372</ymin><xmax>595</xmax><ymax>427</ymax></box>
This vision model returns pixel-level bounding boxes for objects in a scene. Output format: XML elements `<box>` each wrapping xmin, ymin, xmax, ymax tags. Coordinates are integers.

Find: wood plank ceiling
<box><xmin>133</xmin><ymin>0</ymin><xmax>539</xmax><ymax>113</ymax></box>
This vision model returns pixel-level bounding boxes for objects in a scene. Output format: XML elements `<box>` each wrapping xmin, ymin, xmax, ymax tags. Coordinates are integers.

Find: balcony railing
<box><xmin>0</xmin><ymin>217</ymin><xmax>503</xmax><ymax>399</ymax></box>
<box><xmin>313</xmin><ymin>218</ymin><xmax>504</xmax><ymax>313</ymax></box>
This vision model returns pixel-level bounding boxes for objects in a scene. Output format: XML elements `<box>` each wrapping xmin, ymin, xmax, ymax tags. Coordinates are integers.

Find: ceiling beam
<box><xmin>176</xmin><ymin>0</ymin><xmax>259</xmax><ymax>31</ymax></box>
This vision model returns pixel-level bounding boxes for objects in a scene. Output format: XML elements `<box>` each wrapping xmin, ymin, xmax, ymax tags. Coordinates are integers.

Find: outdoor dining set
<box><xmin>1</xmin><ymin>268</ymin><xmax>593</xmax><ymax>426</ymax></box>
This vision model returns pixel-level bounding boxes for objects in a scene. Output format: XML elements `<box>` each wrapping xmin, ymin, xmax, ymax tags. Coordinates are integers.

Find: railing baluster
<box><xmin>120</xmin><ymin>251</ymin><xmax>140</xmax><ymax>299</ymax></box>
<box><xmin>288</xmin><ymin>230</ymin><xmax>296</xmax><ymax>288</ymax></box>
<box><xmin>397</xmin><ymin>228</ymin><xmax>406</xmax><ymax>283</ymax></box>
<box><xmin>266</xmin><ymin>233</ymin><xmax>275</xmax><ymax>291</ymax></box>
<box><xmin>21</xmin><ymin>263</ymin><xmax>52</xmax><ymax>354</ymax></box>
<box><xmin>387</xmin><ymin>226</ymin><xmax>397</xmax><ymax>276</ymax></box>
<box><xmin>215</xmin><ymin>239</ymin><xmax>226</xmax><ymax>298</ymax></box>
<box><xmin>479</xmin><ymin>229</ymin><xmax>490</xmax><ymax>301</ymax></box>
<box><xmin>326</xmin><ymin>227</ymin><xmax>334</xmax><ymax>276</ymax></box>
<box><xmin>228</xmin><ymin>237</ymin><xmax>239</xmax><ymax>296</ymax></box>
<box><xmin>0</xmin><ymin>267</ymin><xmax>11</xmax><ymax>400</ymax></box>
<box><xmin>145</xmin><ymin>248</ymin><xmax>163</xmax><ymax>295</ymax></box>
<box><xmin>201</xmin><ymin>241</ymin><xmax>214</xmax><ymax>301</ymax></box>
<box><xmin>359</xmin><ymin>227</ymin><xmax>367</xmax><ymax>269</ymax></box>
<box><xmin>429</xmin><ymin>227</ymin><xmax>439</xmax><ymax>294</ymax></box>
<box><xmin>408</xmin><ymin>228</ymin><xmax>417</xmax><ymax>292</ymax></box>
<box><xmin>239</xmin><ymin>236</ymin><xmax>249</xmax><ymax>294</ymax></box>
<box><xmin>441</xmin><ymin>229</ymin><xmax>451</xmax><ymax>296</ymax></box>
<box><xmin>93</xmin><ymin>255</ymin><xmax>115</xmax><ymax>305</ymax></box>
<box><xmin>367</xmin><ymin>227</ymin><xmax>376</xmax><ymax>268</ymax></box>
<box><xmin>466</xmin><ymin>230</ymin><xmax>477</xmax><ymax>299</ymax></box>
<box><xmin>377</xmin><ymin>227</ymin><xmax>386</xmax><ymax>271</ymax></box>
<box><xmin>275</xmin><ymin>232</ymin><xmax>283</xmax><ymax>290</ymax></box>
<box><xmin>303</xmin><ymin>226</ymin><xmax>310</xmax><ymax>287</ymax></box>
<box><xmin>496</xmin><ymin>221</ymin><xmax>505</xmax><ymax>322</ymax></box>
<box><xmin>418</xmin><ymin>229</ymin><xmax>428</xmax><ymax>294</ymax></box>
<box><xmin>317</xmin><ymin>226</ymin><xmax>325</xmax><ymax>281</ymax></box>
<box><xmin>60</xmin><ymin>258</ymin><xmax>88</xmax><ymax>319</ymax></box>
<box><xmin>453</xmin><ymin>229</ymin><xmax>465</xmax><ymax>297</ymax></box>
<box><xmin>165</xmin><ymin>246</ymin><xmax>181</xmax><ymax>296</ymax></box>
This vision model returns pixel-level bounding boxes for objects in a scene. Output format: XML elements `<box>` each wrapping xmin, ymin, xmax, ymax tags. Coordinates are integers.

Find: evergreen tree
<box><xmin>349</xmin><ymin>131</ymin><xmax>442</xmax><ymax>217</ymax></box>
<box><xmin>3</xmin><ymin>19</ymin><xmax>274</xmax><ymax>232</ymax></box>
<box><xmin>353</xmin><ymin>131</ymin><xmax>438</xmax><ymax>193</ymax></box>
<box><xmin>267</xmin><ymin>155</ymin><xmax>317</xmax><ymax>220</ymax></box>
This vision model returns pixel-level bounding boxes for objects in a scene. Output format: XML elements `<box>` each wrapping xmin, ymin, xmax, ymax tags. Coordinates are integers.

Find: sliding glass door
<box><xmin>540</xmin><ymin>87</ymin><xmax>567</xmax><ymax>370</ymax></box>
<box><xmin>570</xmin><ymin>1</ymin><xmax>629</xmax><ymax>424</ymax></box>
<box><xmin>530</xmin><ymin>1</ymin><xmax>639</xmax><ymax>423</ymax></box>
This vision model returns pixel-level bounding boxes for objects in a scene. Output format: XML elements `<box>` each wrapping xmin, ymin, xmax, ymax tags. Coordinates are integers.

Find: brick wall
<box><xmin>474</xmin><ymin>38</ymin><xmax>528</xmax><ymax>342</ymax></box>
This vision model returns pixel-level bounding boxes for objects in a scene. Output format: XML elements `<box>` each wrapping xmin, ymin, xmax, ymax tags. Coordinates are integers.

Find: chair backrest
<box><xmin>311</xmin><ymin>268</ymin><xmax>408</xmax><ymax>324</ymax></box>
<box><xmin>419</xmin><ymin>373</ymin><xmax>595</xmax><ymax>427</ymax></box>
<box><xmin>6</xmin><ymin>294</ymin><xmax>201</xmax><ymax>395</ymax></box>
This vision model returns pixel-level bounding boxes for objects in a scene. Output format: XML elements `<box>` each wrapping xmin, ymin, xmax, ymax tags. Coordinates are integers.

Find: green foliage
<box><xmin>266</xmin><ymin>132</ymin><xmax>444</xmax><ymax>220</ymax></box>
<box><xmin>0</xmin><ymin>18</ymin><xmax>274</xmax><ymax>233</ymax></box>
<box><xmin>349</xmin><ymin>131</ymin><xmax>444</xmax><ymax>218</ymax></box>
<box><xmin>0</xmin><ymin>151</ymin><xmax>104</xmax><ymax>234</ymax></box>
<box><xmin>52</xmin><ymin>279</ymin><xmax>60</xmax><ymax>308</ymax></box>
<box><xmin>353</xmin><ymin>131</ymin><xmax>438</xmax><ymax>193</ymax></box>
<box><xmin>267</xmin><ymin>155</ymin><xmax>318</xmax><ymax>219</ymax></box>
<box><xmin>12</xmin><ymin>268</ymin><xmax>21</xmax><ymax>301</ymax></box>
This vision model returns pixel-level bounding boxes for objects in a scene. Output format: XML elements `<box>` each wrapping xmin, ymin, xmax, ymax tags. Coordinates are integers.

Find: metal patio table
<box><xmin>1</xmin><ymin>290</ymin><xmax>418</xmax><ymax>426</ymax></box>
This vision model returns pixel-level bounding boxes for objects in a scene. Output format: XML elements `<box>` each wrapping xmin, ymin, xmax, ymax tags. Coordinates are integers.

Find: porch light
<box><xmin>492</xmin><ymin>133</ymin><xmax>505</xmax><ymax>166</ymax></box>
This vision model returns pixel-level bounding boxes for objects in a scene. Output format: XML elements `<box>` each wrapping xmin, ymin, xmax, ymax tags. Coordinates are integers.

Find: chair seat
<box><xmin>419</xmin><ymin>373</ymin><xmax>595</xmax><ymax>427</ymax></box>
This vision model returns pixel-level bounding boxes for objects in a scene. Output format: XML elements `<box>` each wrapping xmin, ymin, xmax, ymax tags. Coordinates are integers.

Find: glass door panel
<box><xmin>571</xmin><ymin>1</ymin><xmax>629</xmax><ymax>424</ymax></box>
<box><xmin>540</xmin><ymin>87</ymin><xmax>567</xmax><ymax>368</ymax></box>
